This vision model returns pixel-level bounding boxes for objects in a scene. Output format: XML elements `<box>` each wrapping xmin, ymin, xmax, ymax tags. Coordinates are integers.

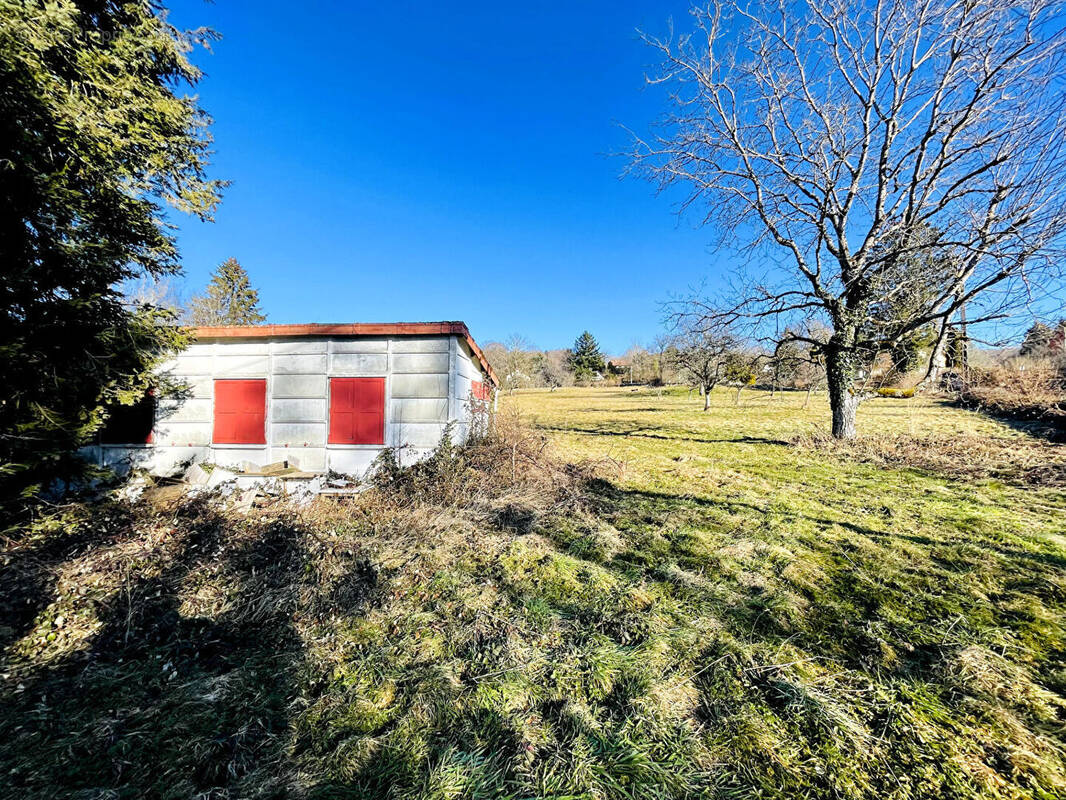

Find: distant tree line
<box><xmin>484</xmin><ymin>325</ymin><xmax>828</xmax><ymax>409</ymax></box>
<box><xmin>484</xmin><ymin>331</ymin><xmax>628</xmax><ymax>392</ymax></box>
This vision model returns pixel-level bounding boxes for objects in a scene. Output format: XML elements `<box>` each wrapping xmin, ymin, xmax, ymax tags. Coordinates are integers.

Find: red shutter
<box><xmin>214</xmin><ymin>379</ymin><xmax>267</xmax><ymax>444</ymax></box>
<box><xmin>329</xmin><ymin>378</ymin><xmax>385</xmax><ymax>445</ymax></box>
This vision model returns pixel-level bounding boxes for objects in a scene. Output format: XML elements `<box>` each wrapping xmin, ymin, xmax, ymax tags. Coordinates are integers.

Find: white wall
<box><xmin>87</xmin><ymin>334</ymin><xmax>491</xmax><ymax>477</ymax></box>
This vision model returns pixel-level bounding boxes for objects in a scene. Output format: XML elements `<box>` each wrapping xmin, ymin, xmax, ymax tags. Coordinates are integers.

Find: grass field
<box><xmin>1</xmin><ymin>387</ymin><xmax>1064</xmax><ymax>798</ymax></box>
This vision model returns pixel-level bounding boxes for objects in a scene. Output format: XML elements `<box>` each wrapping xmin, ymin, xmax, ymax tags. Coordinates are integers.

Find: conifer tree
<box><xmin>188</xmin><ymin>258</ymin><xmax>267</xmax><ymax>326</ymax></box>
<box><xmin>1019</xmin><ymin>322</ymin><xmax>1054</xmax><ymax>357</ymax></box>
<box><xmin>567</xmin><ymin>331</ymin><xmax>606</xmax><ymax>381</ymax></box>
<box><xmin>0</xmin><ymin>1</ymin><xmax>221</xmax><ymax>503</ymax></box>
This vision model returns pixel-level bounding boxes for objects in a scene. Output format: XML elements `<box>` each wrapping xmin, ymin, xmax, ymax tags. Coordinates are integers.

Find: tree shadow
<box><xmin>536</xmin><ymin>423</ymin><xmax>791</xmax><ymax>447</ymax></box>
<box><xmin>587</xmin><ymin>480</ymin><xmax>889</xmax><ymax>540</ymax></box>
<box><xmin>0</xmin><ymin>497</ymin><xmax>330</xmax><ymax>797</ymax></box>
<box><xmin>577</xmin><ymin>478</ymin><xmax>1063</xmax><ymax>684</ymax></box>
<box><xmin>949</xmin><ymin>397</ymin><xmax>1066</xmax><ymax>442</ymax></box>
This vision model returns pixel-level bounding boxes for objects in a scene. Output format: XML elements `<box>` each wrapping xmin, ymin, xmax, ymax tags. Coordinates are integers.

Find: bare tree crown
<box><xmin>635</xmin><ymin>0</ymin><xmax>1066</xmax><ymax>345</ymax></box>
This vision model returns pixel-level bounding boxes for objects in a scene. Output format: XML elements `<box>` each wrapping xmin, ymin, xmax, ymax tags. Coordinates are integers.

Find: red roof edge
<box><xmin>192</xmin><ymin>321</ymin><xmax>498</xmax><ymax>388</ymax></box>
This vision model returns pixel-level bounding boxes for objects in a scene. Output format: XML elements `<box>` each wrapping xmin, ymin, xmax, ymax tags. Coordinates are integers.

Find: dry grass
<box><xmin>796</xmin><ymin>430</ymin><xmax>1066</xmax><ymax>487</ymax></box>
<box><xmin>958</xmin><ymin>361</ymin><xmax>1066</xmax><ymax>437</ymax></box>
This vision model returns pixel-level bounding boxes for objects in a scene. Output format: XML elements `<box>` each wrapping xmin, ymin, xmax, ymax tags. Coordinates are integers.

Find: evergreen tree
<box><xmin>567</xmin><ymin>331</ymin><xmax>606</xmax><ymax>381</ymax></box>
<box><xmin>0</xmin><ymin>1</ymin><xmax>220</xmax><ymax>503</ymax></box>
<box><xmin>1019</xmin><ymin>321</ymin><xmax>1054</xmax><ymax>357</ymax></box>
<box><xmin>188</xmin><ymin>258</ymin><xmax>266</xmax><ymax>326</ymax></box>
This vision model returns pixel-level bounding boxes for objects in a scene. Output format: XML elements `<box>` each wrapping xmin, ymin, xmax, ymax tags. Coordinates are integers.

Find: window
<box><xmin>329</xmin><ymin>378</ymin><xmax>384</xmax><ymax>445</ymax></box>
<box><xmin>100</xmin><ymin>390</ymin><xmax>155</xmax><ymax>444</ymax></box>
<box><xmin>213</xmin><ymin>379</ymin><xmax>266</xmax><ymax>444</ymax></box>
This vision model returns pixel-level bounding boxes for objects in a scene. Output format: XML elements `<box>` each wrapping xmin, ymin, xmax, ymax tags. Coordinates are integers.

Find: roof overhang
<box><xmin>192</xmin><ymin>321</ymin><xmax>498</xmax><ymax>388</ymax></box>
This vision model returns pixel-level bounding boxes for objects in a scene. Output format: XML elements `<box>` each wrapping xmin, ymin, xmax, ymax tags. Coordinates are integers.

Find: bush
<box><xmin>956</xmin><ymin>358</ymin><xmax>1064</xmax><ymax>436</ymax></box>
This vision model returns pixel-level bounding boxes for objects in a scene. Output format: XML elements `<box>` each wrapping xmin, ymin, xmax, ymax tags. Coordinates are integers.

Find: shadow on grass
<box><xmin>587</xmin><ymin>480</ymin><xmax>889</xmax><ymax>540</ymax></box>
<box><xmin>0</xmin><ymin>498</ymin><xmax>316</xmax><ymax>797</ymax></box>
<box><xmin>536</xmin><ymin>423</ymin><xmax>792</xmax><ymax>448</ymax></box>
<box><xmin>579</xmin><ymin>477</ymin><xmax>1066</xmax><ymax>681</ymax></box>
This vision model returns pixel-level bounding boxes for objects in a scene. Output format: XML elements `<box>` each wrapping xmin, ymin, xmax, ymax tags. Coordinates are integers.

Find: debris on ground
<box><xmin>114</xmin><ymin>458</ymin><xmax>362</xmax><ymax>507</ymax></box>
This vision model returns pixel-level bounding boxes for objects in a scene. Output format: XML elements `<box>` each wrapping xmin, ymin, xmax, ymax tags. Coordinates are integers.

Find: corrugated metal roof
<box><xmin>192</xmin><ymin>321</ymin><xmax>498</xmax><ymax>387</ymax></box>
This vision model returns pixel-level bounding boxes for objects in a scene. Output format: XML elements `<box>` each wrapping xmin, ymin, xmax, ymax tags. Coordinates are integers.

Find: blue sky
<box><xmin>166</xmin><ymin>0</ymin><xmax>722</xmax><ymax>355</ymax></box>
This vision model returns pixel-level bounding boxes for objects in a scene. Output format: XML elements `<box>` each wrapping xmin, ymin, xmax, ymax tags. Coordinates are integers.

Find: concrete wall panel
<box><xmin>389</xmin><ymin>422</ymin><xmax>449</xmax><ymax>449</ymax></box>
<box><xmin>273</xmin><ymin>354</ymin><xmax>328</xmax><ymax>374</ymax></box>
<box><xmin>157</xmin><ymin>398</ymin><xmax>212</xmax><ymax>424</ymax></box>
<box><xmin>391</xmin><ymin>337</ymin><xmax>449</xmax><ymax>353</ymax></box>
<box><xmin>327</xmin><ymin>449</ymin><xmax>381</xmax><ymax>476</ymax></box>
<box><xmin>272</xmin><ymin>340</ymin><xmax>327</xmax><ymax>354</ymax></box>
<box><xmin>174</xmin><ymin>377</ymin><xmax>213</xmax><ymax>399</ymax></box>
<box><xmin>272</xmin><ymin>374</ymin><xmax>327</xmax><ymax>399</ymax></box>
<box><xmin>272</xmin><ymin>422</ymin><xmax>327</xmax><ymax>446</ymax></box>
<box><xmin>271</xmin><ymin>398</ymin><xmax>327</xmax><ymax>423</ymax></box>
<box><xmin>330</xmin><ymin>353</ymin><xmax>388</xmax><ymax>375</ymax></box>
<box><xmin>214</xmin><ymin>355</ymin><xmax>270</xmax><ymax>376</ymax></box>
<box><xmin>391</xmin><ymin>398</ymin><xmax>448</xmax><ymax>423</ymax></box>
<box><xmin>167</xmin><ymin>355</ymin><xmax>214</xmax><ymax>376</ymax></box>
<box><xmin>392</xmin><ymin>352</ymin><xmax>449</xmax><ymax>373</ymax></box>
<box><xmin>154</xmin><ymin>421</ymin><xmax>212</xmax><ymax>446</ymax></box>
<box><xmin>269</xmin><ymin>447</ymin><xmax>326</xmax><ymax>472</ymax></box>
<box><xmin>391</xmin><ymin>373</ymin><xmax>448</xmax><ymax>398</ymax></box>
<box><xmin>204</xmin><ymin>341</ymin><xmax>268</xmax><ymax>356</ymax></box>
<box><xmin>458</xmin><ymin>361</ymin><xmax>483</xmax><ymax>381</ymax></box>
<box><xmin>331</xmin><ymin>338</ymin><xmax>388</xmax><ymax>353</ymax></box>
<box><xmin>211</xmin><ymin>447</ymin><xmax>269</xmax><ymax>469</ymax></box>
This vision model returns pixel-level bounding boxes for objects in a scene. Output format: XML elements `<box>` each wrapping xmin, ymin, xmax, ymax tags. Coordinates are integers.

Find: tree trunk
<box><xmin>703</xmin><ymin>384</ymin><xmax>710</xmax><ymax>411</ymax></box>
<box><xmin>922</xmin><ymin>324</ymin><xmax>948</xmax><ymax>389</ymax></box>
<box><xmin>734</xmin><ymin>385</ymin><xmax>742</xmax><ymax>405</ymax></box>
<box><xmin>825</xmin><ymin>343</ymin><xmax>860</xmax><ymax>439</ymax></box>
<box><xmin>803</xmin><ymin>385</ymin><xmax>813</xmax><ymax>409</ymax></box>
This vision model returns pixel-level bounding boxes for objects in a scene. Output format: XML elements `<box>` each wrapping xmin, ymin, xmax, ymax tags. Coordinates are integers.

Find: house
<box><xmin>90</xmin><ymin>321</ymin><xmax>498</xmax><ymax>477</ymax></box>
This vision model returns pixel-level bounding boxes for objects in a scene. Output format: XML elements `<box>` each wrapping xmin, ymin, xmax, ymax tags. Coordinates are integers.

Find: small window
<box><xmin>329</xmin><ymin>378</ymin><xmax>384</xmax><ymax>445</ymax></box>
<box><xmin>214</xmin><ymin>379</ymin><xmax>266</xmax><ymax>444</ymax></box>
<box><xmin>100</xmin><ymin>391</ymin><xmax>155</xmax><ymax>444</ymax></box>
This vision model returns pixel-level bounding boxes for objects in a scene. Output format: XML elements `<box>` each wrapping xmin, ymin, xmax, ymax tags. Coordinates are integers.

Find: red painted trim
<box><xmin>192</xmin><ymin>321</ymin><xmax>499</xmax><ymax>387</ymax></box>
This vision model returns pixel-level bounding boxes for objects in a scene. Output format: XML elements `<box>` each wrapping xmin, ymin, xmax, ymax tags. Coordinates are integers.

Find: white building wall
<box><xmin>89</xmin><ymin>333</ymin><xmax>492</xmax><ymax>478</ymax></box>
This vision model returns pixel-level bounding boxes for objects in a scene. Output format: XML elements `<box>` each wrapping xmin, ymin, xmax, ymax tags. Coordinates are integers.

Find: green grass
<box><xmin>1</xmin><ymin>387</ymin><xmax>1064</xmax><ymax>798</ymax></box>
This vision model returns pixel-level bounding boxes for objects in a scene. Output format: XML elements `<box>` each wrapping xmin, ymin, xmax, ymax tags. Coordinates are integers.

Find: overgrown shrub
<box><xmin>956</xmin><ymin>358</ymin><xmax>1065</xmax><ymax>436</ymax></box>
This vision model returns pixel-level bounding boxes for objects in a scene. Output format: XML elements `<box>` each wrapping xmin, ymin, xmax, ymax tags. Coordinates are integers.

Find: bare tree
<box><xmin>121</xmin><ymin>276</ymin><xmax>184</xmax><ymax>314</ymax></box>
<box><xmin>633</xmin><ymin>0</ymin><xmax>1066</xmax><ymax>437</ymax></box>
<box><xmin>795</xmin><ymin>323</ymin><xmax>832</xmax><ymax>408</ymax></box>
<box><xmin>623</xmin><ymin>345</ymin><xmax>657</xmax><ymax>384</ymax></box>
<box><xmin>651</xmin><ymin>333</ymin><xmax>674</xmax><ymax>386</ymax></box>
<box><xmin>670</xmin><ymin>326</ymin><xmax>741</xmax><ymax>409</ymax></box>
<box><xmin>484</xmin><ymin>334</ymin><xmax>537</xmax><ymax>393</ymax></box>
